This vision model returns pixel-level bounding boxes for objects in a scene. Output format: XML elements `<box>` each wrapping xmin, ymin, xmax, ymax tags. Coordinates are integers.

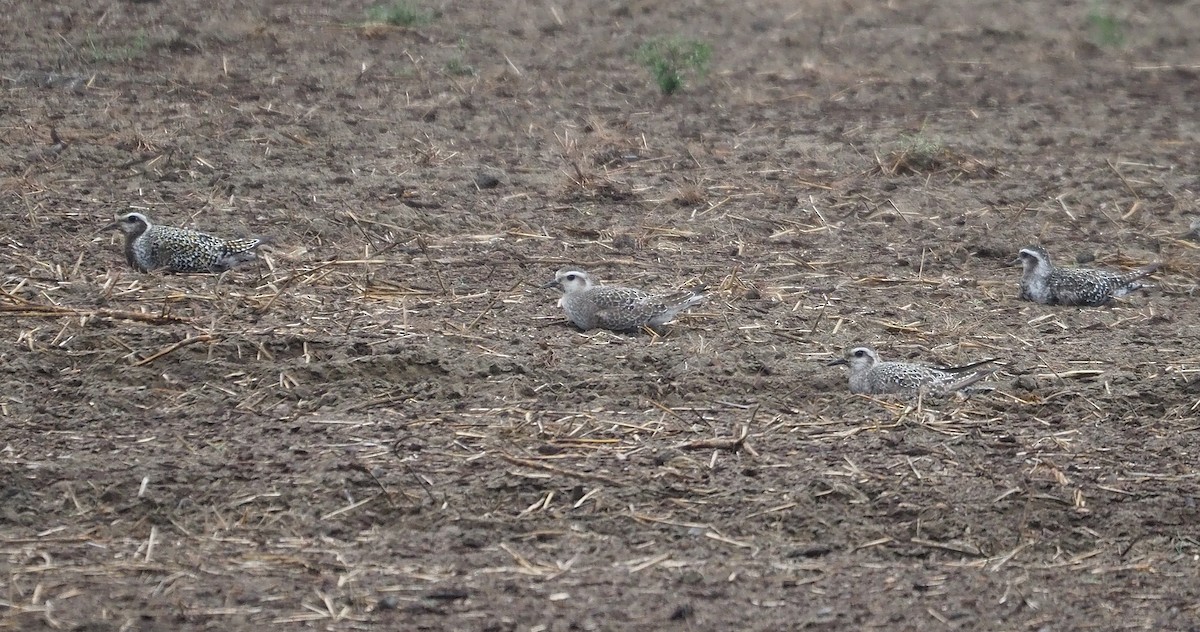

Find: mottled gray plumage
<box><xmin>103</xmin><ymin>212</ymin><xmax>263</xmax><ymax>273</ymax></box>
<box><xmin>543</xmin><ymin>269</ymin><xmax>706</xmax><ymax>332</ymax></box>
<box><xmin>1015</xmin><ymin>245</ymin><xmax>1158</xmax><ymax>306</ymax></box>
<box><xmin>828</xmin><ymin>346</ymin><xmax>992</xmax><ymax>396</ymax></box>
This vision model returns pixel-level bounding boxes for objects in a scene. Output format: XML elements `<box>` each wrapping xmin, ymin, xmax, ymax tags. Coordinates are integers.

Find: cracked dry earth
<box><xmin>3</xmin><ymin>0</ymin><xmax>1200</xmax><ymax>630</ymax></box>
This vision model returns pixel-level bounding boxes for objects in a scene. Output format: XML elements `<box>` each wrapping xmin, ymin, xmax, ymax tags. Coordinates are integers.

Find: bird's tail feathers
<box><xmin>938</xmin><ymin>357</ymin><xmax>999</xmax><ymax>373</ymax></box>
<box><xmin>941</xmin><ymin>371</ymin><xmax>989</xmax><ymax>394</ymax></box>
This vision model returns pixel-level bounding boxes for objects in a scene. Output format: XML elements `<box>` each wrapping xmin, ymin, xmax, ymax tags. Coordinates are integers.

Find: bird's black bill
<box><xmin>827</xmin><ymin>358</ymin><xmax>847</xmax><ymax>366</ymax></box>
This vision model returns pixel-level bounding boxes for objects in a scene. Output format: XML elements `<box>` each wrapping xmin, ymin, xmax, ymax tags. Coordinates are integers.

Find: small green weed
<box><xmin>365</xmin><ymin>1</ymin><xmax>433</xmax><ymax>27</ymax></box>
<box><xmin>899</xmin><ymin>134</ymin><xmax>944</xmax><ymax>169</ymax></box>
<box><xmin>882</xmin><ymin>133</ymin><xmax>994</xmax><ymax>178</ymax></box>
<box><xmin>444</xmin><ymin>58</ymin><xmax>475</xmax><ymax>77</ymax></box>
<box><xmin>1087</xmin><ymin>1</ymin><xmax>1124</xmax><ymax>48</ymax></box>
<box><xmin>635</xmin><ymin>37</ymin><xmax>711</xmax><ymax>95</ymax></box>
<box><xmin>883</xmin><ymin>134</ymin><xmax>948</xmax><ymax>175</ymax></box>
<box><xmin>84</xmin><ymin>31</ymin><xmax>149</xmax><ymax>63</ymax></box>
<box><xmin>444</xmin><ymin>40</ymin><xmax>475</xmax><ymax>77</ymax></box>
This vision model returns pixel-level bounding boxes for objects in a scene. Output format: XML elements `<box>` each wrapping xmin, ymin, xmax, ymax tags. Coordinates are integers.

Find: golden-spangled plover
<box><xmin>102</xmin><ymin>212</ymin><xmax>264</xmax><ymax>273</ymax></box>
<box><xmin>543</xmin><ymin>269</ymin><xmax>706</xmax><ymax>332</ymax></box>
<box><xmin>828</xmin><ymin>346</ymin><xmax>994</xmax><ymax>396</ymax></box>
<box><xmin>1015</xmin><ymin>245</ymin><xmax>1158</xmax><ymax>306</ymax></box>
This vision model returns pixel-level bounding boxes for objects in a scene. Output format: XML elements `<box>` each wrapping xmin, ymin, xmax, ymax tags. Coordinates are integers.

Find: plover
<box><xmin>1015</xmin><ymin>245</ymin><xmax>1158</xmax><ymax>306</ymax></box>
<box><xmin>543</xmin><ymin>269</ymin><xmax>706</xmax><ymax>332</ymax></box>
<box><xmin>102</xmin><ymin>212</ymin><xmax>264</xmax><ymax>273</ymax></box>
<box><xmin>828</xmin><ymin>346</ymin><xmax>993</xmax><ymax>396</ymax></box>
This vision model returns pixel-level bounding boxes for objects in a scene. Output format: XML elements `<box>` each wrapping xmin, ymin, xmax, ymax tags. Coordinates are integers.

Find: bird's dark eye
<box><xmin>854</xmin><ymin>350</ymin><xmax>865</xmax><ymax>358</ymax></box>
<box><xmin>566</xmin><ymin>274</ymin><xmax>577</xmax><ymax>281</ymax></box>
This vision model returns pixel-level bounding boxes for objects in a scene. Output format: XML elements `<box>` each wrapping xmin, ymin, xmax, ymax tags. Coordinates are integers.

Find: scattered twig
<box><xmin>0</xmin><ymin>302</ymin><xmax>191</xmax><ymax>325</ymax></box>
<box><xmin>417</xmin><ymin>236</ymin><xmax>448</xmax><ymax>294</ymax></box>
<box><xmin>674</xmin><ymin>423</ymin><xmax>750</xmax><ymax>453</ymax></box>
<box><xmin>254</xmin><ymin>261</ymin><xmax>339</xmax><ymax>314</ymax></box>
<box><xmin>497</xmin><ymin>454</ymin><xmax>622</xmax><ymax>486</ymax></box>
<box><xmin>132</xmin><ymin>334</ymin><xmax>214</xmax><ymax>366</ymax></box>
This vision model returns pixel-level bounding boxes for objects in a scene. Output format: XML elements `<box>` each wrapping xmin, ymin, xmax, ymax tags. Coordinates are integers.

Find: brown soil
<box><xmin>3</xmin><ymin>1</ymin><xmax>1200</xmax><ymax>630</ymax></box>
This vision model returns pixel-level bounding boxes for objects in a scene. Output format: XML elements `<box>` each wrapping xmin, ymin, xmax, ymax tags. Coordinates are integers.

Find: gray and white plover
<box><xmin>543</xmin><ymin>269</ymin><xmax>707</xmax><ymax>332</ymax></box>
<box><xmin>102</xmin><ymin>212</ymin><xmax>264</xmax><ymax>273</ymax></box>
<box><xmin>828</xmin><ymin>346</ymin><xmax>994</xmax><ymax>396</ymax></box>
<box><xmin>1015</xmin><ymin>245</ymin><xmax>1158</xmax><ymax>306</ymax></box>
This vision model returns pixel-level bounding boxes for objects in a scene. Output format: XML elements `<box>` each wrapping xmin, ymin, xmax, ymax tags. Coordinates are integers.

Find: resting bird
<box><xmin>828</xmin><ymin>346</ymin><xmax>994</xmax><ymax>396</ymax></box>
<box><xmin>543</xmin><ymin>269</ymin><xmax>707</xmax><ymax>332</ymax></box>
<box><xmin>1014</xmin><ymin>245</ymin><xmax>1158</xmax><ymax>306</ymax></box>
<box><xmin>102</xmin><ymin>212</ymin><xmax>264</xmax><ymax>273</ymax></box>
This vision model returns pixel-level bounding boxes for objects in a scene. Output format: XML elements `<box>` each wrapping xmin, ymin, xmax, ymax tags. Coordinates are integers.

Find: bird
<box><xmin>1014</xmin><ymin>245</ymin><xmax>1159</xmax><ymax>306</ymax></box>
<box><xmin>542</xmin><ymin>269</ymin><xmax>707</xmax><ymax>332</ymax></box>
<box><xmin>828</xmin><ymin>346</ymin><xmax>994</xmax><ymax>396</ymax></box>
<box><xmin>101</xmin><ymin>212</ymin><xmax>264</xmax><ymax>273</ymax></box>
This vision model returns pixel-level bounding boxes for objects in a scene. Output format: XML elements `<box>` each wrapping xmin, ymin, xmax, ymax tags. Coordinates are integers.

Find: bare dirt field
<box><xmin>3</xmin><ymin>0</ymin><xmax>1200</xmax><ymax>630</ymax></box>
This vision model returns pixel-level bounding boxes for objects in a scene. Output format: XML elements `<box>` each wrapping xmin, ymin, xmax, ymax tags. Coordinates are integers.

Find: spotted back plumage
<box><xmin>829</xmin><ymin>346</ymin><xmax>990</xmax><ymax>396</ymax></box>
<box><xmin>1015</xmin><ymin>245</ymin><xmax>1158</xmax><ymax>306</ymax></box>
<box><xmin>544</xmin><ymin>269</ymin><xmax>706</xmax><ymax>332</ymax></box>
<box><xmin>104</xmin><ymin>212</ymin><xmax>263</xmax><ymax>273</ymax></box>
